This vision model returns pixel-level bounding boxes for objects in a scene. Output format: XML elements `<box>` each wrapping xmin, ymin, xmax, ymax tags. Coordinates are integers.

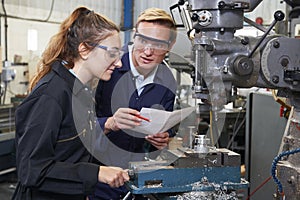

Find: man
<box><xmin>91</xmin><ymin>8</ymin><xmax>178</xmax><ymax>200</ymax></box>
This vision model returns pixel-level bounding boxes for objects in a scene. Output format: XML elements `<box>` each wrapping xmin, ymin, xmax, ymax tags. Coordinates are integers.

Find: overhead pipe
<box><xmin>0</xmin><ymin>0</ymin><xmax>57</xmax><ymax>24</ymax></box>
<box><xmin>2</xmin><ymin>0</ymin><xmax>8</xmax><ymax>62</ymax></box>
<box><xmin>122</xmin><ymin>0</ymin><xmax>133</xmax><ymax>44</ymax></box>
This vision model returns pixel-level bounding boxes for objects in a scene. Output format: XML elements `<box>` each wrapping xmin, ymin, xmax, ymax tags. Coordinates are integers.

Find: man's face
<box><xmin>132</xmin><ymin>22</ymin><xmax>172</xmax><ymax>76</ymax></box>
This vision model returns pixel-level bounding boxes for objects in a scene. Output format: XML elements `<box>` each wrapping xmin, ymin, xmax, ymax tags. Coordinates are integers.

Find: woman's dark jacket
<box><xmin>13</xmin><ymin>61</ymin><xmax>99</xmax><ymax>200</ymax></box>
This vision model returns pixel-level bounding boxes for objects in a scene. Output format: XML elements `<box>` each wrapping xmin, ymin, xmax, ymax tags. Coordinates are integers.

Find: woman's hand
<box><xmin>98</xmin><ymin>166</ymin><xmax>129</xmax><ymax>188</ymax></box>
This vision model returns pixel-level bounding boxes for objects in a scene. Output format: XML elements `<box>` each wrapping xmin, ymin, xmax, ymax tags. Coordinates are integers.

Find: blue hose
<box><xmin>271</xmin><ymin>148</ymin><xmax>300</xmax><ymax>195</ymax></box>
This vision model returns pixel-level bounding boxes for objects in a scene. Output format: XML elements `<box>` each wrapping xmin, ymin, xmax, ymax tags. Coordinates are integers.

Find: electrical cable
<box><xmin>209</xmin><ymin>111</ymin><xmax>215</xmax><ymax>145</ymax></box>
<box><xmin>226</xmin><ymin>101</ymin><xmax>246</xmax><ymax>149</ymax></box>
<box><xmin>0</xmin><ymin>0</ymin><xmax>59</xmax><ymax>24</ymax></box>
<box><xmin>226</xmin><ymin>116</ymin><xmax>246</xmax><ymax>149</ymax></box>
<box><xmin>2</xmin><ymin>0</ymin><xmax>8</xmax><ymax>61</ymax></box>
<box><xmin>2</xmin><ymin>82</ymin><xmax>7</xmax><ymax>104</ymax></box>
<box><xmin>271</xmin><ymin>148</ymin><xmax>300</xmax><ymax>197</ymax></box>
<box><xmin>246</xmin><ymin>176</ymin><xmax>272</xmax><ymax>200</ymax></box>
<box><xmin>232</xmin><ymin>101</ymin><xmax>247</xmax><ymax>132</ymax></box>
<box><xmin>271</xmin><ymin>89</ymin><xmax>291</xmax><ymax>111</ymax></box>
<box><xmin>44</xmin><ymin>0</ymin><xmax>55</xmax><ymax>22</ymax></box>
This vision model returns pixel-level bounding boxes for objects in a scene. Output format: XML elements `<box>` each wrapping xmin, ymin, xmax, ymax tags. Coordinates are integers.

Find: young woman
<box><xmin>12</xmin><ymin>7</ymin><xmax>129</xmax><ymax>200</ymax></box>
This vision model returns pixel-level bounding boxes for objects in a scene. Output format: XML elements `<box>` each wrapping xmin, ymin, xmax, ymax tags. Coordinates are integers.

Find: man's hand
<box><xmin>145</xmin><ymin>132</ymin><xmax>169</xmax><ymax>150</ymax></box>
<box><xmin>98</xmin><ymin>166</ymin><xmax>129</xmax><ymax>188</ymax></box>
<box><xmin>105</xmin><ymin>108</ymin><xmax>142</xmax><ymax>133</ymax></box>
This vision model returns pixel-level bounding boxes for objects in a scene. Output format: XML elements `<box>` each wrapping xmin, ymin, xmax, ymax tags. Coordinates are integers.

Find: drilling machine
<box><xmin>126</xmin><ymin>0</ymin><xmax>300</xmax><ymax>199</ymax></box>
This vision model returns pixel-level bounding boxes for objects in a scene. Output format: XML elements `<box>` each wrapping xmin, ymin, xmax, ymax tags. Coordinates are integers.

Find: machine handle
<box><xmin>248</xmin><ymin>10</ymin><xmax>285</xmax><ymax>58</ymax></box>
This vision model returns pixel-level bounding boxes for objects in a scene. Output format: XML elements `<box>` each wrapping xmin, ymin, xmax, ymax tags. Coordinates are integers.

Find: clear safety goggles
<box><xmin>133</xmin><ymin>32</ymin><xmax>171</xmax><ymax>55</ymax></box>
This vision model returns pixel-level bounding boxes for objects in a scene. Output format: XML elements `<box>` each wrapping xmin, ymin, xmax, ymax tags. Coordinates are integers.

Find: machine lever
<box><xmin>122</xmin><ymin>191</ymin><xmax>131</xmax><ymax>200</ymax></box>
<box><xmin>248</xmin><ymin>10</ymin><xmax>285</xmax><ymax>58</ymax></box>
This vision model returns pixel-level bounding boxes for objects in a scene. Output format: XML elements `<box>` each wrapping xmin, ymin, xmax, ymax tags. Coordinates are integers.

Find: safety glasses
<box><xmin>133</xmin><ymin>32</ymin><xmax>171</xmax><ymax>55</ymax></box>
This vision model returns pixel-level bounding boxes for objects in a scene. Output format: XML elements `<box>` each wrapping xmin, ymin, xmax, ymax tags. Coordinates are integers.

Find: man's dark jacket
<box><xmin>91</xmin><ymin>45</ymin><xmax>177</xmax><ymax>200</ymax></box>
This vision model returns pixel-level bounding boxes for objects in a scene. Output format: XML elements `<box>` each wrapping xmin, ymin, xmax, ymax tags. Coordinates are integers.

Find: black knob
<box><xmin>274</xmin><ymin>10</ymin><xmax>285</xmax><ymax>21</ymax></box>
<box><xmin>191</xmin><ymin>13</ymin><xmax>199</xmax><ymax>22</ymax></box>
<box><xmin>128</xmin><ymin>169</ymin><xmax>135</xmax><ymax>180</ymax></box>
<box><xmin>178</xmin><ymin>0</ymin><xmax>185</xmax><ymax>6</ymax></box>
<box><xmin>218</xmin><ymin>1</ymin><xmax>226</xmax><ymax>9</ymax></box>
<box><xmin>272</xmin><ymin>75</ymin><xmax>279</xmax><ymax>84</ymax></box>
<box><xmin>241</xmin><ymin>37</ymin><xmax>249</xmax><ymax>45</ymax></box>
<box><xmin>273</xmin><ymin>41</ymin><xmax>280</xmax><ymax>48</ymax></box>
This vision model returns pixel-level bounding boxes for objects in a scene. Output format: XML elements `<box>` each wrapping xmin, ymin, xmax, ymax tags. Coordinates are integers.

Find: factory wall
<box><xmin>1</xmin><ymin>0</ymin><xmax>286</xmax><ymax>61</ymax></box>
<box><xmin>1</xmin><ymin>0</ymin><xmax>187</xmax><ymax>63</ymax></box>
<box><xmin>0</xmin><ymin>0</ymin><xmax>287</xmax><ymax>103</ymax></box>
<box><xmin>1</xmin><ymin>0</ymin><xmax>122</xmax><ymax>64</ymax></box>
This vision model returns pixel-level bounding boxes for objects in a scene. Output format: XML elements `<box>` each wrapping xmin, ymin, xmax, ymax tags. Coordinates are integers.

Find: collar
<box><xmin>128</xmin><ymin>44</ymin><xmax>158</xmax><ymax>81</ymax></box>
<box><xmin>52</xmin><ymin>60</ymin><xmax>91</xmax><ymax>96</ymax></box>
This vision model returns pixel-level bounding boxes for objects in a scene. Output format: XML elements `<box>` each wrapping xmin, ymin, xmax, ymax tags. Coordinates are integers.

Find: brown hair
<box><xmin>136</xmin><ymin>8</ymin><xmax>177</xmax><ymax>42</ymax></box>
<box><xmin>29</xmin><ymin>7</ymin><xmax>119</xmax><ymax>91</ymax></box>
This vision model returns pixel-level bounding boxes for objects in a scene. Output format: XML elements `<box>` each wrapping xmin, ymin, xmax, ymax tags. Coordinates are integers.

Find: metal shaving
<box><xmin>176</xmin><ymin>178</ymin><xmax>239</xmax><ymax>200</ymax></box>
<box><xmin>176</xmin><ymin>191</ymin><xmax>238</xmax><ymax>200</ymax></box>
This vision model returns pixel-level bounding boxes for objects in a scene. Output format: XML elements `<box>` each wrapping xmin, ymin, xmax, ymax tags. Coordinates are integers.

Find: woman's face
<box><xmin>86</xmin><ymin>31</ymin><xmax>122</xmax><ymax>81</ymax></box>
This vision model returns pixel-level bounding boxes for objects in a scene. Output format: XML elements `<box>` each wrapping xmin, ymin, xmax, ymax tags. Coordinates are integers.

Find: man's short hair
<box><xmin>136</xmin><ymin>8</ymin><xmax>177</xmax><ymax>42</ymax></box>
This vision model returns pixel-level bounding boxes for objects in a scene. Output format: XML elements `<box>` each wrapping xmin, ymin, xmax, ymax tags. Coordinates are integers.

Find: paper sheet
<box><xmin>131</xmin><ymin>106</ymin><xmax>196</xmax><ymax>135</ymax></box>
